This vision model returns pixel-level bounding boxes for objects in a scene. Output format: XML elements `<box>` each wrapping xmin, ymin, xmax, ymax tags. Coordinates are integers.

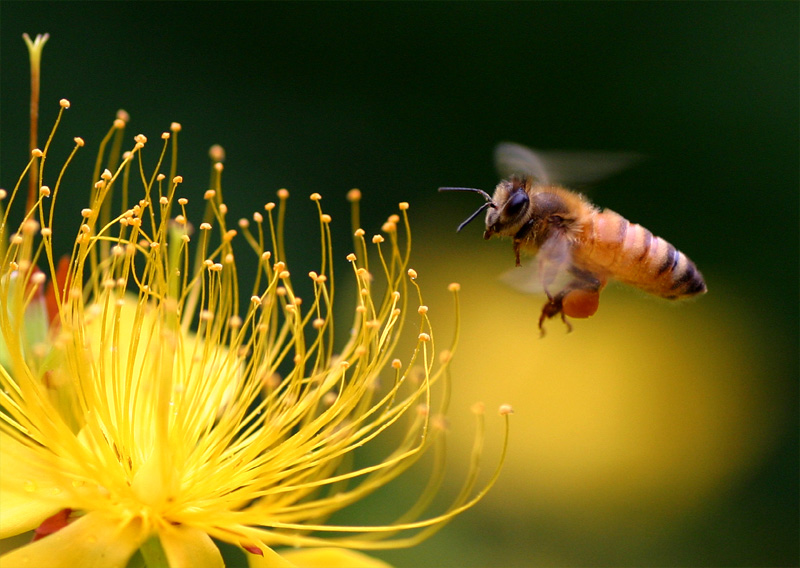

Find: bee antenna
<box><xmin>438</xmin><ymin>187</ymin><xmax>497</xmax><ymax>232</ymax></box>
<box><xmin>455</xmin><ymin>201</ymin><xmax>494</xmax><ymax>232</ymax></box>
<box><xmin>438</xmin><ymin>186</ymin><xmax>494</xmax><ymax>202</ymax></box>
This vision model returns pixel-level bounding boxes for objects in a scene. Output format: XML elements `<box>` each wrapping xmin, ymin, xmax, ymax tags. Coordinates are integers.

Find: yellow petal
<box><xmin>159</xmin><ymin>524</ymin><xmax>223</xmax><ymax>568</ymax></box>
<box><xmin>0</xmin><ymin>511</ymin><xmax>144</xmax><ymax>568</ymax></box>
<box><xmin>0</xmin><ymin>434</ymin><xmax>65</xmax><ymax>538</ymax></box>
<box><xmin>276</xmin><ymin>548</ymin><xmax>393</xmax><ymax>568</ymax></box>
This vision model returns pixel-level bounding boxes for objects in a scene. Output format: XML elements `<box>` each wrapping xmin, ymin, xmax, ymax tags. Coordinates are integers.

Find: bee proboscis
<box><xmin>440</xmin><ymin>142</ymin><xmax>707</xmax><ymax>335</ymax></box>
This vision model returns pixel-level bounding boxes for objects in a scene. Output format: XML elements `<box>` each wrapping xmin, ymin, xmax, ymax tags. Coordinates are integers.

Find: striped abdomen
<box><xmin>575</xmin><ymin>209</ymin><xmax>706</xmax><ymax>299</ymax></box>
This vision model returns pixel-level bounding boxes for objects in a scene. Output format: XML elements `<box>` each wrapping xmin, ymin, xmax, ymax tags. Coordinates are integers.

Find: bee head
<box><xmin>479</xmin><ymin>177</ymin><xmax>534</xmax><ymax>239</ymax></box>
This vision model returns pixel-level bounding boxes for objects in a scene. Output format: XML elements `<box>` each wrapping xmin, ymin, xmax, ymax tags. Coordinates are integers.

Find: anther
<box><xmin>22</xmin><ymin>220</ymin><xmax>39</xmax><ymax>235</ymax></box>
<box><xmin>209</xmin><ymin>145</ymin><xmax>225</xmax><ymax>162</ymax></box>
<box><xmin>499</xmin><ymin>404</ymin><xmax>515</xmax><ymax>416</ymax></box>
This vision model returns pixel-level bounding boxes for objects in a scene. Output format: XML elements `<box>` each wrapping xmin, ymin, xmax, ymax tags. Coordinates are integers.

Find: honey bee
<box><xmin>440</xmin><ymin>142</ymin><xmax>707</xmax><ymax>334</ymax></box>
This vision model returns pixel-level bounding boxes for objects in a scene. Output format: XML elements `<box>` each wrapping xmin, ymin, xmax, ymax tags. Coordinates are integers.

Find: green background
<box><xmin>1</xmin><ymin>2</ymin><xmax>797</xmax><ymax>567</ymax></box>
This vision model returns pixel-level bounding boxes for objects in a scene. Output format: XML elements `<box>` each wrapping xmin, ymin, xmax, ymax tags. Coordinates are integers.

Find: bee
<box><xmin>440</xmin><ymin>142</ymin><xmax>707</xmax><ymax>335</ymax></box>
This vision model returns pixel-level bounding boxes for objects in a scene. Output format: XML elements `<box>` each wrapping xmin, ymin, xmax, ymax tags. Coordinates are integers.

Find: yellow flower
<box><xmin>0</xmin><ymin>35</ymin><xmax>510</xmax><ymax>568</ymax></box>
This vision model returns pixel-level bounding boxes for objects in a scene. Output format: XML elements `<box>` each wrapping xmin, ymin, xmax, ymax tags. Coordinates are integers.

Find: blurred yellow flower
<box><xmin>0</xmin><ymin>35</ymin><xmax>509</xmax><ymax>568</ymax></box>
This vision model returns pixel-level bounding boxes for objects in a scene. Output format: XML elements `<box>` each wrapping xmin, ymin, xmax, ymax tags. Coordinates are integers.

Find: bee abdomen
<box><xmin>585</xmin><ymin>210</ymin><xmax>706</xmax><ymax>299</ymax></box>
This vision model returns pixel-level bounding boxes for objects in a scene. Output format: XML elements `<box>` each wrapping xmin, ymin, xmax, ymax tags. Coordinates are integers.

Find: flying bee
<box><xmin>439</xmin><ymin>142</ymin><xmax>707</xmax><ymax>335</ymax></box>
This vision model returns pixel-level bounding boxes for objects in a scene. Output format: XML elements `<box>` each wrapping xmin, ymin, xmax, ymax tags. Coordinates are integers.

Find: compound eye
<box><xmin>505</xmin><ymin>191</ymin><xmax>529</xmax><ymax>218</ymax></box>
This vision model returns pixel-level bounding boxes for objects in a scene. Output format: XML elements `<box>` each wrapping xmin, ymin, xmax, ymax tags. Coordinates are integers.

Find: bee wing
<box><xmin>499</xmin><ymin>235</ymin><xmax>574</xmax><ymax>296</ymax></box>
<box><xmin>495</xmin><ymin>141</ymin><xmax>642</xmax><ymax>187</ymax></box>
<box><xmin>494</xmin><ymin>142</ymin><xmax>554</xmax><ymax>184</ymax></box>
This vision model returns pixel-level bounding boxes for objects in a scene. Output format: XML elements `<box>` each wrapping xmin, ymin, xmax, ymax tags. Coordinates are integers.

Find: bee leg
<box><xmin>538</xmin><ymin>293</ymin><xmax>572</xmax><ymax>337</ymax></box>
<box><xmin>513</xmin><ymin>240</ymin><xmax>522</xmax><ymax>267</ymax></box>
<box><xmin>559</xmin><ymin>310</ymin><xmax>573</xmax><ymax>333</ymax></box>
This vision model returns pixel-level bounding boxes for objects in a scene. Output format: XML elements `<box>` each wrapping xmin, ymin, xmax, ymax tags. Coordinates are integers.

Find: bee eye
<box><xmin>505</xmin><ymin>191</ymin><xmax>529</xmax><ymax>217</ymax></box>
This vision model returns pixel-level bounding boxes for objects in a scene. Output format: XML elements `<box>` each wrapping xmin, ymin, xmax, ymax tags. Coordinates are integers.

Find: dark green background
<box><xmin>1</xmin><ymin>2</ymin><xmax>797</xmax><ymax>567</ymax></box>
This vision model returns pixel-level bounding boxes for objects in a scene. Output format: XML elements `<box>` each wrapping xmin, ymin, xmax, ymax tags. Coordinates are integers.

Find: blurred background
<box><xmin>1</xmin><ymin>3</ymin><xmax>797</xmax><ymax>567</ymax></box>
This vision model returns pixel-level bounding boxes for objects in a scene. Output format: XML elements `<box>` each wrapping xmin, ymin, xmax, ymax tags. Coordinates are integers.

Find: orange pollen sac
<box><xmin>562</xmin><ymin>289</ymin><xmax>600</xmax><ymax>319</ymax></box>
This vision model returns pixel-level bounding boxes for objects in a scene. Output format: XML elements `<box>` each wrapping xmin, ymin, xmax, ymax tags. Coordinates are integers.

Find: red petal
<box><xmin>32</xmin><ymin>508</ymin><xmax>72</xmax><ymax>541</ymax></box>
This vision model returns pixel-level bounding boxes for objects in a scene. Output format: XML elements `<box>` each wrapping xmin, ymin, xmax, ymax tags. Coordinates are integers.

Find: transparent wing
<box><xmin>499</xmin><ymin>235</ymin><xmax>574</xmax><ymax>296</ymax></box>
<box><xmin>494</xmin><ymin>142</ymin><xmax>554</xmax><ymax>184</ymax></box>
<box><xmin>495</xmin><ymin>141</ymin><xmax>642</xmax><ymax>187</ymax></box>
